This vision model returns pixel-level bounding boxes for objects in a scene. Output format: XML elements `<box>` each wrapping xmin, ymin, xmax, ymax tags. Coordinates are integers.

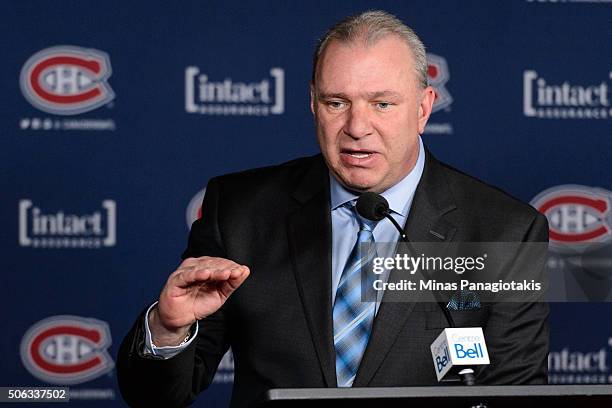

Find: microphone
<box><xmin>355</xmin><ymin>192</ymin><xmax>407</xmax><ymax>241</ymax></box>
<box><xmin>430</xmin><ymin>327</ymin><xmax>490</xmax><ymax>385</ymax></box>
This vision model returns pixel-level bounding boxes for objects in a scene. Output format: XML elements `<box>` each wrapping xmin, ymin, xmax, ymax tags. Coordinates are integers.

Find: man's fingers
<box><xmin>218</xmin><ymin>267</ymin><xmax>250</xmax><ymax>297</ymax></box>
<box><xmin>228</xmin><ymin>266</ymin><xmax>250</xmax><ymax>283</ymax></box>
<box><xmin>171</xmin><ymin>265</ymin><xmax>248</xmax><ymax>289</ymax></box>
<box><xmin>178</xmin><ymin>256</ymin><xmax>241</xmax><ymax>272</ymax></box>
<box><xmin>226</xmin><ymin>266</ymin><xmax>250</xmax><ymax>291</ymax></box>
<box><xmin>173</xmin><ymin>267</ymin><xmax>211</xmax><ymax>288</ymax></box>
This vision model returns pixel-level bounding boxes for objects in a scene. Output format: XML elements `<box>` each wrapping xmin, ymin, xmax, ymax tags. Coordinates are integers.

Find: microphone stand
<box><xmin>385</xmin><ymin>213</ymin><xmax>476</xmax><ymax>386</ymax></box>
<box><xmin>357</xmin><ymin>193</ymin><xmax>478</xmax><ymax>386</ymax></box>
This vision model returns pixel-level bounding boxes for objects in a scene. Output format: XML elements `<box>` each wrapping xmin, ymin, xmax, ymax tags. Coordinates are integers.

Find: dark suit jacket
<box><xmin>117</xmin><ymin>150</ymin><xmax>549</xmax><ymax>407</ymax></box>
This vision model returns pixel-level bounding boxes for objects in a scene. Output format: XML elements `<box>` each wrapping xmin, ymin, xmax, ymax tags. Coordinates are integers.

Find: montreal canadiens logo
<box><xmin>20</xmin><ymin>316</ymin><xmax>114</xmax><ymax>385</ymax></box>
<box><xmin>186</xmin><ymin>187</ymin><xmax>207</xmax><ymax>229</ymax></box>
<box><xmin>20</xmin><ymin>46</ymin><xmax>115</xmax><ymax>115</ymax></box>
<box><xmin>531</xmin><ymin>185</ymin><xmax>612</xmax><ymax>251</ymax></box>
<box><xmin>427</xmin><ymin>53</ymin><xmax>452</xmax><ymax>113</ymax></box>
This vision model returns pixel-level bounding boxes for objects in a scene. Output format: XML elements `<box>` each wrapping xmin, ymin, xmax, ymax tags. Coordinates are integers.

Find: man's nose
<box><xmin>343</xmin><ymin>103</ymin><xmax>373</xmax><ymax>139</ymax></box>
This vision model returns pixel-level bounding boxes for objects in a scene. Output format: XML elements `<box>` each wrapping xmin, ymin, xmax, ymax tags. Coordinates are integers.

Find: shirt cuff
<box><xmin>143</xmin><ymin>301</ymin><xmax>199</xmax><ymax>359</ymax></box>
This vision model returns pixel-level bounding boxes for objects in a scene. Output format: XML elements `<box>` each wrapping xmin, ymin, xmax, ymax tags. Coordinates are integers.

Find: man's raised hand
<box><xmin>148</xmin><ymin>256</ymin><xmax>250</xmax><ymax>346</ymax></box>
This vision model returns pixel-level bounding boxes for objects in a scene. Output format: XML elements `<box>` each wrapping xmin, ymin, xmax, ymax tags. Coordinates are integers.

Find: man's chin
<box><xmin>335</xmin><ymin>174</ymin><xmax>384</xmax><ymax>194</ymax></box>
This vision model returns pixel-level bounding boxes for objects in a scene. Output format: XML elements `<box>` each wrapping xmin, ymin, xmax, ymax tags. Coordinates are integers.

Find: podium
<box><xmin>257</xmin><ymin>385</ymin><xmax>612</xmax><ymax>407</ymax></box>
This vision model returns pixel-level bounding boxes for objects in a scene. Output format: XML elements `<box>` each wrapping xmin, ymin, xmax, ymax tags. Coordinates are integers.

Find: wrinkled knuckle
<box><xmin>181</xmin><ymin>257</ymin><xmax>196</xmax><ymax>265</ymax></box>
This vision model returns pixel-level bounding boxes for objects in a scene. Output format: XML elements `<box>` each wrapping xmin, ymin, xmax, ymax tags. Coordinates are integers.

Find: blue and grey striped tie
<box><xmin>333</xmin><ymin>206</ymin><xmax>378</xmax><ymax>387</ymax></box>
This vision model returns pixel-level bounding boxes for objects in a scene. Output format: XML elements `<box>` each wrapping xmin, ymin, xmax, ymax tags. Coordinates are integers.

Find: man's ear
<box><xmin>417</xmin><ymin>86</ymin><xmax>436</xmax><ymax>134</ymax></box>
<box><xmin>310</xmin><ymin>82</ymin><xmax>315</xmax><ymax>115</ymax></box>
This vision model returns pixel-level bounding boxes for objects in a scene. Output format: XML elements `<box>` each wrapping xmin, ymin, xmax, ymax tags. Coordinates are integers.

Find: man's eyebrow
<box><xmin>316</xmin><ymin>92</ymin><xmax>349</xmax><ymax>99</ymax></box>
<box><xmin>365</xmin><ymin>90</ymin><xmax>402</xmax><ymax>99</ymax></box>
<box><xmin>316</xmin><ymin>90</ymin><xmax>402</xmax><ymax>99</ymax></box>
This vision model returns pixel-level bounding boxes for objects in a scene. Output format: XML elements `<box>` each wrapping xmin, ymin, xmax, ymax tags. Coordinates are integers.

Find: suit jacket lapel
<box><xmin>353</xmin><ymin>148</ymin><xmax>457</xmax><ymax>386</ymax></box>
<box><xmin>286</xmin><ymin>157</ymin><xmax>337</xmax><ymax>387</ymax></box>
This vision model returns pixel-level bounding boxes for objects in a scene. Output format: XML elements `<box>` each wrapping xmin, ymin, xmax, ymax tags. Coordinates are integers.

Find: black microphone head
<box><xmin>356</xmin><ymin>192</ymin><xmax>389</xmax><ymax>221</ymax></box>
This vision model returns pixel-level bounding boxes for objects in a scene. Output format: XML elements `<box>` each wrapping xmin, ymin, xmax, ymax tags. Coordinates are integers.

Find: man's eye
<box><xmin>376</xmin><ymin>102</ymin><xmax>391</xmax><ymax>110</ymax></box>
<box><xmin>327</xmin><ymin>101</ymin><xmax>346</xmax><ymax>109</ymax></box>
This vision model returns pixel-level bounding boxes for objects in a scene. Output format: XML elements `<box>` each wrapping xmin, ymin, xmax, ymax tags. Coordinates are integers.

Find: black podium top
<box><xmin>258</xmin><ymin>385</ymin><xmax>612</xmax><ymax>408</ymax></box>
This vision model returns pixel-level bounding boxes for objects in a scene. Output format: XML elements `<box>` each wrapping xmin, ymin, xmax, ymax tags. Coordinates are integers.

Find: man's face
<box><xmin>311</xmin><ymin>35</ymin><xmax>435</xmax><ymax>193</ymax></box>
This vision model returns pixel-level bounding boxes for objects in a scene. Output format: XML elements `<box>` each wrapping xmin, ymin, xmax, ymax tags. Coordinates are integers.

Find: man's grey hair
<box><xmin>312</xmin><ymin>10</ymin><xmax>428</xmax><ymax>89</ymax></box>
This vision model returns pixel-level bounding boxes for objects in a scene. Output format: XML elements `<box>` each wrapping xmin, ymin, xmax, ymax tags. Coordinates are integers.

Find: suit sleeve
<box><xmin>117</xmin><ymin>177</ymin><xmax>232</xmax><ymax>407</ymax></box>
<box><xmin>476</xmin><ymin>213</ymin><xmax>550</xmax><ymax>385</ymax></box>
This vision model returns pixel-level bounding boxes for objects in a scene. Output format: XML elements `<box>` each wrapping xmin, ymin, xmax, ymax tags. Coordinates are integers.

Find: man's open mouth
<box><xmin>341</xmin><ymin>149</ymin><xmax>376</xmax><ymax>159</ymax></box>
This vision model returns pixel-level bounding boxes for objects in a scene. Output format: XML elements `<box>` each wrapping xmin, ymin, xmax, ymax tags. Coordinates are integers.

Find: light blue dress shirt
<box><xmin>144</xmin><ymin>137</ymin><xmax>425</xmax><ymax>357</ymax></box>
<box><xmin>329</xmin><ymin>137</ymin><xmax>425</xmax><ymax>312</ymax></box>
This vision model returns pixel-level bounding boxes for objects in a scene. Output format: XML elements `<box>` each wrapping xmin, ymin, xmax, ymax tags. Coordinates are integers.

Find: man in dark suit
<box><xmin>117</xmin><ymin>10</ymin><xmax>549</xmax><ymax>407</ymax></box>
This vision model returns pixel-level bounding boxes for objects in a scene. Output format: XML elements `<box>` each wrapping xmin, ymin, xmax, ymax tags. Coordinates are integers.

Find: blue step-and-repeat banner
<box><xmin>1</xmin><ymin>0</ymin><xmax>611</xmax><ymax>406</ymax></box>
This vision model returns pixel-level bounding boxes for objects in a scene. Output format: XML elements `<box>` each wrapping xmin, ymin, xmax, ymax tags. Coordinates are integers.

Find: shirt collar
<box><xmin>329</xmin><ymin>136</ymin><xmax>425</xmax><ymax>217</ymax></box>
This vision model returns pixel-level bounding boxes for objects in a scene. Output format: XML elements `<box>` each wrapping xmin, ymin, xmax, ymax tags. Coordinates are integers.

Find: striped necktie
<box><xmin>333</xmin><ymin>205</ymin><xmax>378</xmax><ymax>387</ymax></box>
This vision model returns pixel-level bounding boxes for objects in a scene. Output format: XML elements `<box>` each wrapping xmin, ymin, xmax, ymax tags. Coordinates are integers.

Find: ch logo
<box><xmin>20</xmin><ymin>316</ymin><xmax>114</xmax><ymax>384</ymax></box>
<box><xmin>20</xmin><ymin>46</ymin><xmax>114</xmax><ymax>115</ymax></box>
<box><xmin>427</xmin><ymin>53</ymin><xmax>452</xmax><ymax>113</ymax></box>
<box><xmin>531</xmin><ymin>185</ymin><xmax>612</xmax><ymax>252</ymax></box>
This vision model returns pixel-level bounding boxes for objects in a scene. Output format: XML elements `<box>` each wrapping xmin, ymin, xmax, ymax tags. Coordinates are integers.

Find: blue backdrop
<box><xmin>2</xmin><ymin>1</ymin><xmax>611</xmax><ymax>406</ymax></box>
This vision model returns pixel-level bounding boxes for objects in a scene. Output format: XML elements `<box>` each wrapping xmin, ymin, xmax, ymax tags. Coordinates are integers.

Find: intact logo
<box><xmin>186</xmin><ymin>188</ymin><xmax>206</xmax><ymax>229</ymax></box>
<box><xmin>523</xmin><ymin>70</ymin><xmax>611</xmax><ymax>119</ymax></box>
<box><xmin>19</xmin><ymin>199</ymin><xmax>117</xmax><ymax>249</ymax></box>
<box><xmin>185</xmin><ymin>67</ymin><xmax>284</xmax><ymax>116</ymax></box>
<box><xmin>548</xmin><ymin>337</ymin><xmax>612</xmax><ymax>384</ymax></box>
<box><xmin>531</xmin><ymin>185</ymin><xmax>612</xmax><ymax>252</ymax></box>
<box><xmin>20</xmin><ymin>46</ymin><xmax>115</xmax><ymax>115</ymax></box>
<box><xmin>427</xmin><ymin>53</ymin><xmax>453</xmax><ymax>113</ymax></box>
<box><xmin>20</xmin><ymin>316</ymin><xmax>114</xmax><ymax>385</ymax></box>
